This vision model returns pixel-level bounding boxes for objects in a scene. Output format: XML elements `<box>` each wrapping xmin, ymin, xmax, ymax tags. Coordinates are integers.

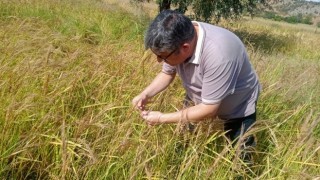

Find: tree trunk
<box><xmin>159</xmin><ymin>0</ymin><xmax>171</xmax><ymax>12</ymax></box>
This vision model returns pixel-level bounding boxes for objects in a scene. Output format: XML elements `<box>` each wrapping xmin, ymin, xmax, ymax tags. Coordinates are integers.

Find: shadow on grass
<box><xmin>232</xmin><ymin>29</ymin><xmax>298</xmax><ymax>54</ymax></box>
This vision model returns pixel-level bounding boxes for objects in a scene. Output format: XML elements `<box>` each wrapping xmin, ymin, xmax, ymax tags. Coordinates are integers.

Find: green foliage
<box><xmin>132</xmin><ymin>0</ymin><xmax>265</xmax><ymax>23</ymax></box>
<box><xmin>302</xmin><ymin>14</ymin><xmax>313</xmax><ymax>25</ymax></box>
<box><xmin>168</xmin><ymin>0</ymin><xmax>190</xmax><ymax>13</ymax></box>
<box><xmin>261</xmin><ymin>12</ymin><xmax>314</xmax><ymax>25</ymax></box>
<box><xmin>191</xmin><ymin>0</ymin><xmax>264</xmax><ymax>23</ymax></box>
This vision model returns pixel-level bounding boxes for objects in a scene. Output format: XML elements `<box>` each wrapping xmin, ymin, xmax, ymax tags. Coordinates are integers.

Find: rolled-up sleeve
<box><xmin>162</xmin><ymin>63</ymin><xmax>176</xmax><ymax>75</ymax></box>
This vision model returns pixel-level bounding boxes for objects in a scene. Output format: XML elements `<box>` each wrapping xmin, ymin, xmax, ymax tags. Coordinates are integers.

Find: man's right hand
<box><xmin>132</xmin><ymin>93</ymin><xmax>149</xmax><ymax>111</ymax></box>
<box><xmin>132</xmin><ymin>72</ymin><xmax>175</xmax><ymax>112</ymax></box>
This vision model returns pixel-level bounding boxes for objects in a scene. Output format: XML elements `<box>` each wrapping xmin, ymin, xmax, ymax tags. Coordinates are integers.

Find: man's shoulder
<box><xmin>197</xmin><ymin>22</ymin><xmax>227</xmax><ymax>32</ymax></box>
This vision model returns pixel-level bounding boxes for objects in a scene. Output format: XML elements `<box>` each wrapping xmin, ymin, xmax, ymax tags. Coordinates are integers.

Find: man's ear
<box><xmin>181</xmin><ymin>43</ymin><xmax>191</xmax><ymax>51</ymax></box>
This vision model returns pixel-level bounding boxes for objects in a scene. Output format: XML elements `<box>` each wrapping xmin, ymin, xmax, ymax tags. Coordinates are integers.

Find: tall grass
<box><xmin>0</xmin><ymin>0</ymin><xmax>319</xmax><ymax>179</ymax></box>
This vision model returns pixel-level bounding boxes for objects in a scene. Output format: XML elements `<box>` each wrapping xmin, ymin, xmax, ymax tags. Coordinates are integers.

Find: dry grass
<box><xmin>0</xmin><ymin>0</ymin><xmax>319</xmax><ymax>179</ymax></box>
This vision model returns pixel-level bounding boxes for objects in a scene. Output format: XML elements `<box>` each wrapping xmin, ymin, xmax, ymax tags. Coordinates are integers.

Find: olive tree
<box><xmin>132</xmin><ymin>0</ymin><xmax>267</xmax><ymax>23</ymax></box>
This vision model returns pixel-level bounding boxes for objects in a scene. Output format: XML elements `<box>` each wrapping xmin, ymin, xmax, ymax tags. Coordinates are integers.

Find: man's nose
<box><xmin>156</xmin><ymin>57</ymin><xmax>163</xmax><ymax>63</ymax></box>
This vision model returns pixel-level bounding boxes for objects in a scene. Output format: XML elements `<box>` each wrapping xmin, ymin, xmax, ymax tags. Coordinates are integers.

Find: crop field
<box><xmin>0</xmin><ymin>0</ymin><xmax>319</xmax><ymax>179</ymax></box>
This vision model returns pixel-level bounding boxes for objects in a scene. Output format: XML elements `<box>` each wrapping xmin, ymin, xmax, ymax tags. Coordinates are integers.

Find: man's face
<box><xmin>151</xmin><ymin>48</ymin><xmax>177</xmax><ymax>64</ymax></box>
<box><xmin>151</xmin><ymin>45</ymin><xmax>191</xmax><ymax>66</ymax></box>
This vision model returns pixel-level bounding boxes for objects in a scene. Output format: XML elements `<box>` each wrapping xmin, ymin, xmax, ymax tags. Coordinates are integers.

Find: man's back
<box><xmin>163</xmin><ymin>22</ymin><xmax>261</xmax><ymax>120</ymax></box>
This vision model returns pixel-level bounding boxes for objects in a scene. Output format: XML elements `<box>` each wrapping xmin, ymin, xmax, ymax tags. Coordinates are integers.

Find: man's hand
<box><xmin>140</xmin><ymin>111</ymin><xmax>163</xmax><ymax>126</ymax></box>
<box><xmin>132</xmin><ymin>93</ymin><xmax>149</xmax><ymax>111</ymax></box>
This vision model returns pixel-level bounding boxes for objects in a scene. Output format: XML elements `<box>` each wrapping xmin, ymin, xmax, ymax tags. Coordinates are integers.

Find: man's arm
<box><xmin>141</xmin><ymin>103</ymin><xmax>220</xmax><ymax>125</ymax></box>
<box><xmin>132</xmin><ymin>71</ymin><xmax>176</xmax><ymax>111</ymax></box>
<box><xmin>140</xmin><ymin>71</ymin><xmax>175</xmax><ymax>98</ymax></box>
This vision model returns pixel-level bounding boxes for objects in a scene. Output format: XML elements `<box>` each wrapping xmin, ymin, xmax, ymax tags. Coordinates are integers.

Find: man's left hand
<box><xmin>140</xmin><ymin>111</ymin><xmax>163</xmax><ymax>126</ymax></box>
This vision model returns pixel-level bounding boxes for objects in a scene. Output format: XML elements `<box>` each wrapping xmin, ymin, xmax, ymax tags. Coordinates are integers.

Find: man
<box><xmin>132</xmin><ymin>10</ymin><xmax>261</xmax><ymax>156</ymax></box>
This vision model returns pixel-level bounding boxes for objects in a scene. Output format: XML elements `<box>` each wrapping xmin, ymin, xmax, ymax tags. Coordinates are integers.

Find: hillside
<box><xmin>269</xmin><ymin>0</ymin><xmax>320</xmax><ymax>16</ymax></box>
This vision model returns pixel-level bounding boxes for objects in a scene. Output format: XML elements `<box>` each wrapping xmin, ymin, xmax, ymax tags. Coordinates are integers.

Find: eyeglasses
<box><xmin>151</xmin><ymin>48</ymin><xmax>177</xmax><ymax>63</ymax></box>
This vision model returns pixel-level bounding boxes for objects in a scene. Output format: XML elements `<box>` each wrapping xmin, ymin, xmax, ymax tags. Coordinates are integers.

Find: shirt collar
<box><xmin>188</xmin><ymin>21</ymin><xmax>204</xmax><ymax>65</ymax></box>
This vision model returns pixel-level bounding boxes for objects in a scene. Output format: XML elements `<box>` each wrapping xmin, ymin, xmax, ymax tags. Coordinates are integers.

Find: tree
<box><xmin>131</xmin><ymin>0</ymin><xmax>267</xmax><ymax>23</ymax></box>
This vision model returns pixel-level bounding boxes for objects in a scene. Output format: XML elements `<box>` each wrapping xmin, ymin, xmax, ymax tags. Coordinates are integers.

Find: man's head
<box><xmin>145</xmin><ymin>10</ymin><xmax>196</xmax><ymax>65</ymax></box>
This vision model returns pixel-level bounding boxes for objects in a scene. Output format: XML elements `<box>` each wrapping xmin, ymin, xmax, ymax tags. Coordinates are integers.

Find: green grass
<box><xmin>0</xmin><ymin>0</ymin><xmax>320</xmax><ymax>179</ymax></box>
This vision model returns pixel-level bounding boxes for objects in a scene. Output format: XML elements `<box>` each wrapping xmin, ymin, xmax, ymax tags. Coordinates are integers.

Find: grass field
<box><xmin>0</xmin><ymin>0</ymin><xmax>320</xmax><ymax>179</ymax></box>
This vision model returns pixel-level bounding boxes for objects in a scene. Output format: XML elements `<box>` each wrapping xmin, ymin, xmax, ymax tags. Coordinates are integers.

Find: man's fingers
<box><xmin>141</xmin><ymin>110</ymin><xmax>149</xmax><ymax>116</ymax></box>
<box><xmin>138</xmin><ymin>105</ymin><xmax>145</xmax><ymax>111</ymax></box>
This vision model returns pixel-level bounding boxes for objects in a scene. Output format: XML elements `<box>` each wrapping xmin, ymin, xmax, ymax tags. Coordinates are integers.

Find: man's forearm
<box><xmin>141</xmin><ymin>72</ymin><xmax>175</xmax><ymax>98</ymax></box>
<box><xmin>159</xmin><ymin>103</ymin><xmax>219</xmax><ymax>124</ymax></box>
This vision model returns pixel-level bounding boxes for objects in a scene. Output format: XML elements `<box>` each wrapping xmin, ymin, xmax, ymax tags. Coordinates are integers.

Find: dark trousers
<box><xmin>224</xmin><ymin>113</ymin><xmax>256</xmax><ymax>164</ymax></box>
<box><xmin>224</xmin><ymin>113</ymin><xmax>256</xmax><ymax>145</ymax></box>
